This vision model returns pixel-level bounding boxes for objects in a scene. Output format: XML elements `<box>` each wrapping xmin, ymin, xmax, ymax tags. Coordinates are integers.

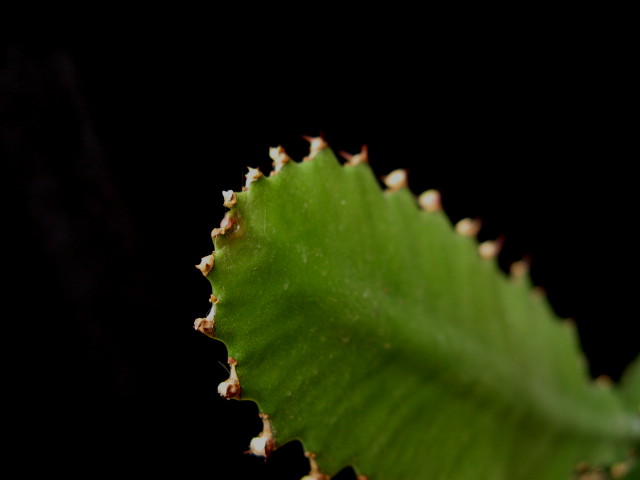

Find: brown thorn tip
<box><xmin>218</xmin><ymin>357</ymin><xmax>241</xmax><ymax>400</ymax></box>
<box><xmin>269</xmin><ymin>145</ymin><xmax>291</xmax><ymax>175</ymax></box>
<box><xmin>195</xmin><ymin>254</ymin><xmax>214</xmax><ymax>276</ymax></box>
<box><xmin>193</xmin><ymin>316</ymin><xmax>215</xmax><ymax>338</ymax></box>
<box><xmin>595</xmin><ymin>375</ymin><xmax>613</xmax><ymax>387</ymax></box>
<box><xmin>194</xmin><ymin>303</ymin><xmax>216</xmax><ymax>336</ymax></box>
<box><xmin>610</xmin><ymin>461</ymin><xmax>631</xmax><ymax>478</ymax></box>
<box><xmin>418</xmin><ymin>189</ymin><xmax>441</xmax><ymax>212</ymax></box>
<box><xmin>340</xmin><ymin>144</ymin><xmax>368</xmax><ymax>166</ymax></box>
<box><xmin>575</xmin><ymin>462</ymin><xmax>590</xmax><ymax>474</ymax></box>
<box><xmin>211</xmin><ymin>212</ymin><xmax>236</xmax><ymax>238</ymax></box>
<box><xmin>510</xmin><ymin>259</ymin><xmax>529</xmax><ymax>279</ymax></box>
<box><xmin>532</xmin><ymin>286</ymin><xmax>546</xmax><ymax>300</ymax></box>
<box><xmin>302</xmin><ymin>452</ymin><xmax>329</xmax><ymax>480</ymax></box>
<box><xmin>302</xmin><ymin>135</ymin><xmax>328</xmax><ymax>161</ymax></box>
<box><xmin>249</xmin><ymin>413</ymin><xmax>275</xmax><ymax>458</ymax></box>
<box><xmin>222</xmin><ymin>190</ymin><xmax>237</xmax><ymax>208</ymax></box>
<box><xmin>478</xmin><ymin>237</ymin><xmax>504</xmax><ymax>260</ymax></box>
<box><xmin>383</xmin><ymin>169</ymin><xmax>408</xmax><ymax>191</ymax></box>
<box><xmin>455</xmin><ymin>218</ymin><xmax>481</xmax><ymax>237</ymax></box>
<box><xmin>244</xmin><ymin>167</ymin><xmax>263</xmax><ymax>190</ymax></box>
<box><xmin>209</xmin><ymin>294</ymin><xmax>218</xmax><ymax>304</ymax></box>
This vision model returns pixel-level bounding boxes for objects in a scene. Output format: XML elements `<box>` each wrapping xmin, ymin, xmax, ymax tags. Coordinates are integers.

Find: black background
<box><xmin>3</xmin><ymin>38</ymin><xmax>637</xmax><ymax>478</ymax></box>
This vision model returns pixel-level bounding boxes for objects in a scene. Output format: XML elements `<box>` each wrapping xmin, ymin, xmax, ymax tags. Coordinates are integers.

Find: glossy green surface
<box><xmin>206</xmin><ymin>147</ymin><xmax>639</xmax><ymax>479</ymax></box>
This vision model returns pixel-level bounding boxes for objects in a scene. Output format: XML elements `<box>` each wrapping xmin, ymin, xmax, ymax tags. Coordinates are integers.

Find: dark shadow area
<box><xmin>333</xmin><ymin>466</ymin><xmax>359</xmax><ymax>479</ymax></box>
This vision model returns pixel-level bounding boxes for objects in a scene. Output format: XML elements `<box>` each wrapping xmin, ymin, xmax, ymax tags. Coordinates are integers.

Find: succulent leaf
<box><xmin>201</xmin><ymin>145</ymin><xmax>640</xmax><ymax>479</ymax></box>
<box><xmin>622</xmin><ymin>357</ymin><xmax>640</xmax><ymax>417</ymax></box>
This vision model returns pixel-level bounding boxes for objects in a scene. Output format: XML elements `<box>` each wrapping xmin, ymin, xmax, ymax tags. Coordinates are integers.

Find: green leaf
<box><xmin>202</xmin><ymin>144</ymin><xmax>640</xmax><ymax>479</ymax></box>
<box><xmin>622</xmin><ymin>357</ymin><xmax>640</xmax><ymax>416</ymax></box>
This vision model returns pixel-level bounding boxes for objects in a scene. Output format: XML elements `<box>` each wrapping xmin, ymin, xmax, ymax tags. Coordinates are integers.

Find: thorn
<box><xmin>193</xmin><ymin>306</ymin><xmax>215</xmax><ymax>338</ymax></box>
<box><xmin>576</xmin><ymin>468</ymin><xmax>607</xmax><ymax>480</ymax></box>
<box><xmin>575</xmin><ymin>462</ymin><xmax>590</xmax><ymax>474</ymax></box>
<box><xmin>595</xmin><ymin>375</ymin><xmax>613</xmax><ymax>387</ymax></box>
<box><xmin>195</xmin><ymin>303</ymin><xmax>216</xmax><ymax>336</ymax></box>
<box><xmin>610</xmin><ymin>460</ymin><xmax>631</xmax><ymax>478</ymax></box>
<box><xmin>211</xmin><ymin>212</ymin><xmax>236</xmax><ymax>238</ymax></box>
<box><xmin>243</xmin><ymin>167</ymin><xmax>263</xmax><ymax>190</ymax></box>
<box><xmin>269</xmin><ymin>145</ymin><xmax>291</xmax><ymax>175</ymax></box>
<box><xmin>195</xmin><ymin>254</ymin><xmax>214</xmax><ymax>276</ymax></box>
<box><xmin>249</xmin><ymin>413</ymin><xmax>275</xmax><ymax>458</ymax></box>
<box><xmin>383</xmin><ymin>169</ymin><xmax>408</xmax><ymax>191</ymax></box>
<box><xmin>455</xmin><ymin>218</ymin><xmax>481</xmax><ymax>237</ymax></box>
<box><xmin>478</xmin><ymin>237</ymin><xmax>503</xmax><ymax>260</ymax></box>
<box><xmin>222</xmin><ymin>190</ymin><xmax>237</xmax><ymax>208</ymax></box>
<box><xmin>418</xmin><ymin>189</ymin><xmax>442</xmax><ymax>212</ymax></box>
<box><xmin>509</xmin><ymin>258</ymin><xmax>530</xmax><ymax>279</ymax></box>
<box><xmin>563</xmin><ymin>317</ymin><xmax>577</xmax><ymax>330</ymax></box>
<box><xmin>340</xmin><ymin>145</ymin><xmax>368</xmax><ymax>166</ymax></box>
<box><xmin>574</xmin><ymin>462</ymin><xmax>608</xmax><ymax>480</ymax></box>
<box><xmin>209</xmin><ymin>294</ymin><xmax>218</xmax><ymax>304</ymax></box>
<box><xmin>302</xmin><ymin>135</ymin><xmax>328</xmax><ymax>161</ymax></box>
<box><xmin>217</xmin><ymin>357</ymin><xmax>242</xmax><ymax>400</ymax></box>
<box><xmin>532</xmin><ymin>286</ymin><xmax>547</xmax><ymax>300</ymax></box>
<box><xmin>301</xmin><ymin>452</ymin><xmax>329</xmax><ymax>480</ymax></box>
